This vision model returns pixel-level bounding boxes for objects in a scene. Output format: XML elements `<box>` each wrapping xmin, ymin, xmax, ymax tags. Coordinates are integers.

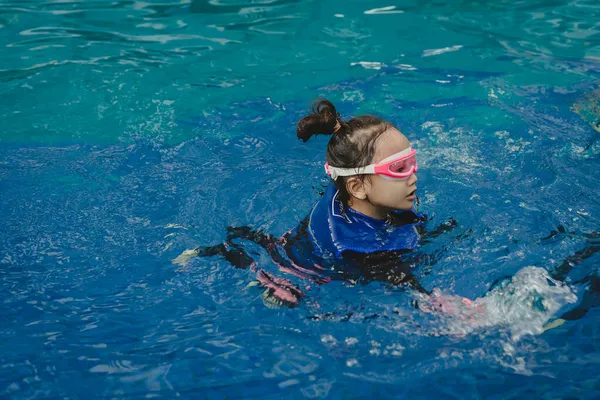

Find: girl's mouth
<box><xmin>407</xmin><ymin>188</ymin><xmax>417</xmax><ymax>198</ymax></box>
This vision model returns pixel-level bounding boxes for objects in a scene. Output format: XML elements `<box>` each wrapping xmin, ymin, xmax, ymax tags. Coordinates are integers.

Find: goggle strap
<box><xmin>325</xmin><ymin>164</ymin><xmax>375</xmax><ymax>180</ymax></box>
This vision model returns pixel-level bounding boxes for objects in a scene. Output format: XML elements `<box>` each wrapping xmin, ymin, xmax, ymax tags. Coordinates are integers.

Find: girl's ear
<box><xmin>345</xmin><ymin>177</ymin><xmax>367</xmax><ymax>200</ymax></box>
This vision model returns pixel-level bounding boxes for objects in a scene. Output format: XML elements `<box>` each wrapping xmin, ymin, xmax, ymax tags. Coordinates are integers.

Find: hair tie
<box><xmin>333</xmin><ymin>119</ymin><xmax>342</xmax><ymax>134</ymax></box>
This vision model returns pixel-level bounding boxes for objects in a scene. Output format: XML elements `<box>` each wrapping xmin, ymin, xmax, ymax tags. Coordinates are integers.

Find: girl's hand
<box><xmin>419</xmin><ymin>288</ymin><xmax>484</xmax><ymax>317</ymax></box>
<box><xmin>253</xmin><ymin>270</ymin><xmax>304</xmax><ymax>308</ymax></box>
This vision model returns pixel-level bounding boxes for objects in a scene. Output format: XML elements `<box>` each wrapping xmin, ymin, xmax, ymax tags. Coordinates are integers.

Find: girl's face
<box><xmin>363</xmin><ymin>128</ymin><xmax>418</xmax><ymax>211</ymax></box>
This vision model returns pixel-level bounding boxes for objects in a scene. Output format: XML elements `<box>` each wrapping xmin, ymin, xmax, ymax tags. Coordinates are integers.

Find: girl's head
<box><xmin>297</xmin><ymin>99</ymin><xmax>418</xmax><ymax>218</ymax></box>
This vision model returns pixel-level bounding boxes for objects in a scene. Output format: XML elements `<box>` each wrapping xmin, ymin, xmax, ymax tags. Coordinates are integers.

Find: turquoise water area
<box><xmin>1</xmin><ymin>0</ymin><xmax>600</xmax><ymax>398</ymax></box>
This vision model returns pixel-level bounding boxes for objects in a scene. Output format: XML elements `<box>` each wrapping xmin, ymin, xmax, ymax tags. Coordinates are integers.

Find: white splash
<box><xmin>422</xmin><ymin>45</ymin><xmax>464</xmax><ymax>57</ymax></box>
<box><xmin>364</xmin><ymin>6</ymin><xmax>404</xmax><ymax>15</ymax></box>
<box><xmin>418</xmin><ymin>266</ymin><xmax>578</xmax><ymax>341</ymax></box>
<box><xmin>350</xmin><ymin>61</ymin><xmax>385</xmax><ymax>70</ymax></box>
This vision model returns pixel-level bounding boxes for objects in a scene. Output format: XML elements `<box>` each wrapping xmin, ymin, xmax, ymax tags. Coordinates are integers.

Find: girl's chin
<box><xmin>394</xmin><ymin>200</ymin><xmax>414</xmax><ymax>211</ymax></box>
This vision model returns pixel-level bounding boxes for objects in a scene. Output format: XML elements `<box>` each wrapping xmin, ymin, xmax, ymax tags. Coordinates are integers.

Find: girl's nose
<box><xmin>407</xmin><ymin>172</ymin><xmax>418</xmax><ymax>186</ymax></box>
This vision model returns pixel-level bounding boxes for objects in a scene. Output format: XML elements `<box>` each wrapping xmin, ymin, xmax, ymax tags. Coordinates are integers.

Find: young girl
<box><xmin>297</xmin><ymin>99</ymin><xmax>425</xmax><ymax>271</ymax></box>
<box><xmin>177</xmin><ymin>99</ymin><xmax>459</xmax><ymax>307</ymax></box>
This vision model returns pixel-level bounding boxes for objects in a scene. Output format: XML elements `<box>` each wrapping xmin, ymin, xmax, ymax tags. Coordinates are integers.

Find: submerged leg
<box><xmin>194</xmin><ymin>243</ymin><xmax>256</xmax><ymax>269</ymax></box>
<box><xmin>182</xmin><ymin>225</ymin><xmax>279</xmax><ymax>270</ymax></box>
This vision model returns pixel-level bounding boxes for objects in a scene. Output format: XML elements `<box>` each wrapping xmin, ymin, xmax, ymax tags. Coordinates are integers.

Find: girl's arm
<box><xmin>342</xmin><ymin>250</ymin><xmax>431</xmax><ymax>294</ymax></box>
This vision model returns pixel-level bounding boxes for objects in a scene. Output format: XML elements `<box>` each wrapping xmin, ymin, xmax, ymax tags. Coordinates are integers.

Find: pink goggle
<box><xmin>324</xmin><ymin>147</ymin><xmax>418</xmax><ymax>180</ymax></box>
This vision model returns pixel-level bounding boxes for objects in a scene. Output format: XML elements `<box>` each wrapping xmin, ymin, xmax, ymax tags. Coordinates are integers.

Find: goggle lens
<box><xmin>388</xmin><ymin>153</ymin><xmax>416</xmax><ymax>174</ymax></box>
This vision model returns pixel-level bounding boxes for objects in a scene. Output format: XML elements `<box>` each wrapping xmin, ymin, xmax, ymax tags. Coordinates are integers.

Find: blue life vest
<box><xmin>307</xmin><ymin>183</ymin><xmax>425</xmax><ymax>258</ymax></box>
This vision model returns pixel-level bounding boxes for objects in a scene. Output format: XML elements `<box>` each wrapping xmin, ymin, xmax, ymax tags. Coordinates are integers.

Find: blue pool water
<box><xmin>1</xmin><ymin>0</ymin><xmax>600</xmax><ymax>398</ymax></box>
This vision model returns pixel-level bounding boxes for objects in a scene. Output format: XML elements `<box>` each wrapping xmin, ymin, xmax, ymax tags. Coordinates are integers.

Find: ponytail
<box><xmin>296</xmin><ymin>99</ymin><xmax>342</xmax><ymax>142</ymax></box>
<box><xmin>297</xmin><ymin>98</ymin><xmax>391</xmax><ymax>206</ymax></box>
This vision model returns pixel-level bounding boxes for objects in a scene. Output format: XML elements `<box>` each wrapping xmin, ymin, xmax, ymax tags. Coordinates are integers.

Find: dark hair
<box><xmin>296</xmin><ymin>99</ymin><xmax>392</xmax><ymax>205</ymax></box>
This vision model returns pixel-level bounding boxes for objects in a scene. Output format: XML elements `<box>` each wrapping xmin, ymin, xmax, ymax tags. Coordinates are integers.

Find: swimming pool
<box><xmin>1</xmin><ymin>0</ymin><xmax>599</xmax><ymax>398</ymax></box>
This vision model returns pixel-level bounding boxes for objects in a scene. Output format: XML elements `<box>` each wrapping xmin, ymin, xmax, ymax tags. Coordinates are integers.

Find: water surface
<box><xmin>1</xmin><ymin>0</ymin><xmax>600</xmax><ymax>398</ymax></box>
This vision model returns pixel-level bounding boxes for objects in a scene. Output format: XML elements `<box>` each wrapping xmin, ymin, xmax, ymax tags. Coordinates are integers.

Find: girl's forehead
<box><xmin>373</xmin><ymin>128</ymin><xmax>410</xmax><ymax>162</ymax></box>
